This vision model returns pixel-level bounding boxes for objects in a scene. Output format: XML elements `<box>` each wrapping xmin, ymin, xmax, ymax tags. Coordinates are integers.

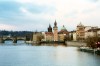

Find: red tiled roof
<box><xmin>58</xmin><ymin>30</ymin><xmax>69</xmax><ymax>34</ymax></box>
<box><xmin>45</xmin><ymin>32</ymin><xmax>53</xmax><ymax>36</ymax></box>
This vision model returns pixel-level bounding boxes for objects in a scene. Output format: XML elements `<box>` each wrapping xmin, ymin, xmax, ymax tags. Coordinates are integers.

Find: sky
<box><xmin>0</xmin><ymin>0</ymin><xmax>100</xmax><ymax>31</ymax></box>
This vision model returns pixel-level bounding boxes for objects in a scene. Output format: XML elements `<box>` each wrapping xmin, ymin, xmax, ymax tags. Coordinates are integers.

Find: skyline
<box><xmin>0</xmin><ymin>0</ymin><xmax>100</xmax><ymax>31</ymax></box>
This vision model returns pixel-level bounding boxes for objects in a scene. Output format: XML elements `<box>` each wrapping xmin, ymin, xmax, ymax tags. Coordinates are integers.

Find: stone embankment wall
<box><xmin>66</xmin><ymin>41</ymin><xmax>87</xmax><ymax>47</ymax></box>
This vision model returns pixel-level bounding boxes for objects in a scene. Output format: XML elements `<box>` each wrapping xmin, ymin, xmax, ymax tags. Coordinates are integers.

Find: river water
<box><xmin>0</xmin><ymin>41</ymin><xmax>100</xmax><ymax>66</ymax></box>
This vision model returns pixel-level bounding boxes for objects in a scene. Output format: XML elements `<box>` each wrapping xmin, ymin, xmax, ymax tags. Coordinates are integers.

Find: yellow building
<box><xmin>76</xmin><ymin>22</ymin><xmax>85</xmax><ymax>41</ymax></box>
<box><xmin>58</xmin><ymin>25</ymin><xmax>69</xmax><ymax>41</ymax></box>
<box><xmin>45</xmin><ymin>32</ymin><xmax>54</xmax><ymax>41</ymax></box>
<box><xmin>43</xmin><ymin>24</ymin><xmax>54</xmax><ymax>41</ymax></box>
<box><xmin>33</xmin><ymin>32</ymin><xmax>42</xmax><ymax>42</ymax></box>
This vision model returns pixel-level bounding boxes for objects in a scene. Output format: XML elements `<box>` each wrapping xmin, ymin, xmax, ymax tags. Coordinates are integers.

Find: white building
<box><xmin>73</xmin><ymin>31</ymin><xmax>77</xmax><ymax>41</ymax></box>
<box><xmin>96</xmin><ymin>29</ymin><xmax>100</xmax><ymax>37</ymax></box>
<box><xmin>85</xmin><ymin>26</ymin><xmax>99</xmax><ymax>38</ymax></box>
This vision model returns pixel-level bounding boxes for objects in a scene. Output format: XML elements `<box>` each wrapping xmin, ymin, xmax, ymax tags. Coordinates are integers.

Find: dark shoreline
<box><xmin>78</xmin><ymin>47</ymin><xmax>100</xmax><ymax>55</ymax></box>
<box><xmin>30</xmin><ymin>41</ymin><xmax>67</xmax><ymax>46</ymax></box>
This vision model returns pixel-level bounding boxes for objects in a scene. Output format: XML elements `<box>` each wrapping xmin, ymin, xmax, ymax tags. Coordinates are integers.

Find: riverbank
<box><xmin>66</xmin><ymin>41</ymin><xmax>87</xmax><ymax>47</ymax></box>
<box><xmin>25</xmin><ymin>41</ymin><xmax>67</xmax><ymax>46</ymax></box>
<box><xmin>26</xmin><ymin>41</ymin><xmax>87</xmax><ymax>47</ymax></box>
<box><xmin>79</xmin><ymin>47</ymin><xmax>100</xmax><ymax>55</ymax></box>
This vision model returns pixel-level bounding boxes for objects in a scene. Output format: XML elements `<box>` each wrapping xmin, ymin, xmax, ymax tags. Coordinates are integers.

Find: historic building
<box><xmin>44</xmin><ymin>24</ymin><xmax>54</xmax><ymax>41</ymax></box>
<box><xmin>48</xmin><ymin>24</ymin><xmax>52</xmax><ymax>32</ymax></box>
<box><xmin>70</xmin><ymin>22</ymin><xmax>100</xmax><ymax>41</ymax></box>
<box><xmin>97</xmin><ymin>29</ymin><xmax>100</xmax><ymax>37</ymax></box>
<box><xmin>76</xmin><ymin>22</ymin><xmax>85</xmax><ymax>41</ymax></box>
<box><xmin>85</xmin><ymin>28</ymin><xmax>100</xmax><ymax>38</ymax></box>
<box><xmin>85</xmin><ymin>26</ymin><xmax>98</xmax><ymax>38</ymax></box>
<box><xmin>53</xmin><ymin>20</ymin><xmax>58</xmax><ymax>41</ymax></box>
<box><xmin>72</xmin><ymin>31</ymin><xmax>77</xmax><ymax>41</ymax></box>
<box><xmin>33</xmin><ymin>32</ymin><xmax>42</xmax><ymax>42</ymax></box>
<box><xmin>33</xmin><ymin>20</ymin><xmax>69</xmax><ymax>42</ymax></box>
<box><xmin>42</xmin><ymin>20</ymin><xmax>68</xmax><ymax>42</ymax></box>
<box><xmin>69</xmin><ymin>31</ymin><xmax>77</xmax><ymax>41</ymax></box>
<box><xmin>58</xmin><ymin>25</ymin><xmax>69</xmax><ymax>41</ymax></box>
<box><xmin>32</xmin><ymin>21</ymin><xmax>100</xmax><ymax>42</ymax></box>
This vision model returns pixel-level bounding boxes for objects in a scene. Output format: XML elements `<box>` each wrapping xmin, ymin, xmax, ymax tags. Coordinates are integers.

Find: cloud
<box><xmin>0</xmin><ymin>24</ymin><xmax>16</xmax><ymax>30</ymax></box>
<box><xmin>16</xmin><ymin>0</ymin><xmax>33</xmax><ymax>4</ymax></box>
<box><xmin>85</xmin><ymin>0</ymin><xmax>99</xmax><ymax>2</ymax></box>
<box><xmin>65</xmin><ymin>11</ymin><xmax>78</xmax><ymax>18</ymax></box>
<box><xmin>0</xmin><ymin>0</ymin><xmax>100</xmax><ymax>31</ymax></box>
<box><xmin>23</xmin><ymin>4</ymin><xmax>56</xmax><ymax>14</ymax></box>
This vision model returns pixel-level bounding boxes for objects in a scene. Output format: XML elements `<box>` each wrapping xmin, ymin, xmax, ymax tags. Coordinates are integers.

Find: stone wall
<box><xmin>66</xmin><ymin>41</ymin><xmax>87</xmax><ymax>47</ymax></box>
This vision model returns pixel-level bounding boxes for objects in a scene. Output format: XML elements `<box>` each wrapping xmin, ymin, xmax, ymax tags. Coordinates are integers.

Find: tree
<box><xmin>37</xmin><ymin>34</ymin><xmax>44</xmax><ymax>41</ymax></box>
<box><xmin>85</xmin><ymin>36</ymin><xmax>100</xmax><ymax>49</ymax></box>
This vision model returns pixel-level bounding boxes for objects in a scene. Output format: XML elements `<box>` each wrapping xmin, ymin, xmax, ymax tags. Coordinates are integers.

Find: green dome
<box><xmin>61</xmin><ymin>25</ymin><xmax>67</xmax><ymax>31</ymax></box>
<box><xmin>58</xmin><ymin>25</ymin><xmax>68</xmax><ymax>34</ymax></box>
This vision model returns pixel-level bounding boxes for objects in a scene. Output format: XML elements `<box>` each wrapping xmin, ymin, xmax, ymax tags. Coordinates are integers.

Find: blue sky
<box><xmin>0</xmin><ymin>0</ymin><xmax>100</xmax><ymax>31</ymax></box>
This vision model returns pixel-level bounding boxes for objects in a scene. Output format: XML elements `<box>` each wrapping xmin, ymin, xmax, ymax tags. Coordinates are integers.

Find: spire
<box><xmin>54</xmin><ymin>20</ymin><xmax>57</xmax><ymax>27</ymax></box>
<box><xmin>49</xmin><ymin>24</ymin><xmax>51</xmax><ymax>28</ymax></box>
<box><xmin>48</xmin><ymin>24</ymin><xmax>52</xmax><ymax>32</ymax></box>
<box><xmin>53</xmin><ymin>20</ymin><xmax>58</xmax><ymax>29</ymax></box>
<box><xmin>63</xmin><ymin>25</ymin><xmax>64</xmax><ymax>27</ymax></box>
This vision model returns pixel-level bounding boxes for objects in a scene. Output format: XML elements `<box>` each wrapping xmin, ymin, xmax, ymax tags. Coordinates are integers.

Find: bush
<box><xmin>85</xmin><ymin>36</ymin><xmax>100</xmax><ymax>49</ymax></box>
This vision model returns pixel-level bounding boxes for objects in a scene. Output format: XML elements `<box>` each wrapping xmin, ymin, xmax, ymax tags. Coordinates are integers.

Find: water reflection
<box><xmin>0</xmin><ymin>40</ymin><xmax>30</xmax><ymax>46</ymax></box>
<box><xmin>0</xmin><ymin>41</ymin><xmax>100</xmax><ymax>66</ymax></box>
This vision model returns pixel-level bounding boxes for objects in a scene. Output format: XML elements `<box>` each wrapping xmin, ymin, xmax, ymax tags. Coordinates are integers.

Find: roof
<box><xmin>87</xmin><ymin>28</ymin><xmax>100</xmax><ymax>32</ymax></box>
<box><xmin>58</xmin><ymin>25</ymin><xmax>69</xmax><ymax>34</ymax></box>
<box><xmin>58</xmin><ymin>31</ymin><xmax>69</xmax><ymax>34</ymax></box>
<box><xmin>45</xmin><ymin>32</ymin><xmax>53</xmax><ymax>36</ymax></box>
<box><xmin>61</xmin><ymin>25</ymin><xmax>67</xmax><ymax>31</ymax></box>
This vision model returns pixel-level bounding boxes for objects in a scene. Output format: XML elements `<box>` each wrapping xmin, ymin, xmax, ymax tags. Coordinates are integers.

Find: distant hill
<box><xmin>0</xmin><ymin>30</ymin><xmax>33</xmax><ymax>37</ymax></box>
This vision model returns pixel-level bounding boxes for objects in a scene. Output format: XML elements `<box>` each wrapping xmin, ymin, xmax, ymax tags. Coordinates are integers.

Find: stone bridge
<box><xmin>0</xmin><ymin>36</ymin><xmax>26</xmax><ymax>43</ymax></box>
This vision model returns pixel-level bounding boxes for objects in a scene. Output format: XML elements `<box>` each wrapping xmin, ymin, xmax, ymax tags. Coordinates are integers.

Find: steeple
<box><xmin>49</xmin><ymin>24</ymin><xmax>51</xmax><ymax>28</ymax></box>
<box><xmin>48</xmin><ymin>24</ymin><xmax>52</xmax><ymax>32</ymax></box>
<box><xmin>54</xmin><ymin>20</ymin><xmax>57</xmax><ymax>27</ymax></box>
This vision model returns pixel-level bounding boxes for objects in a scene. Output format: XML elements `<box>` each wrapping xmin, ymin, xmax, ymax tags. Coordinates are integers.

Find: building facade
<box><xmin>45</xmin><ymin>32</ymin><xmax>54</xmax><ymax>41</ymax></box>
<box><xmin>53</xmin><ymin>20</ymin><xmax>58</xmax><ymax>41</ymax></box>
<box><xmin>76</xmin><ymin>22</ymin><xmax>85</xmax><ymax>41</ymax></box>
<box><xmin>72</xmin><ymin>22</ymin><xmax>100</xmax><ymax>41</ymax></box>
<box><xmin>44</xmin><ymin>24</ymin><xmax>54</xmax><ymax>41</ymax></box>
<box><xmin>33</xmin><ymin>32</ymin><xmax>42</xmax><ymax>42</ymax></box>
<box><xmin>33</xmin><ymin>20</ymin><xmax>69</xmax><ymax>42</ymax></box>
<box><xmin>58</xmin><ymin>25</ymin><xmax>69</xmax><ymax>41</ymax></box>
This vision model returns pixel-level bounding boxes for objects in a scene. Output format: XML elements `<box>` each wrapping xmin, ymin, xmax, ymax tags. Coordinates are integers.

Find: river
<box><xmin>0</xmin><ymin>40</ymin><xmax>100</xmax><ymax>66</ymax></box>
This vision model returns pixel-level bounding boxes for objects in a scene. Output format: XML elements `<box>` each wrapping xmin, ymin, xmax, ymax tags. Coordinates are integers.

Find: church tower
<box><xmin>48</xmin><ymin>24</ymin><xmax>52</xmax><ymax>32</ymax></box>
<box><xmin>53</xmin><ymin>20</ymin><xmax>58</xmax><ymax>41</ymax></box>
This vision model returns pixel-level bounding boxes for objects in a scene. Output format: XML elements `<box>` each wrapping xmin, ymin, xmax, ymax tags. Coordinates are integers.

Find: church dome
<box><xmin>58</xmin><ymin>25</ymin><xmax>68</xmax><ymax>34</ymax></box>
<box><xmin>61</xmin><ymin>25</ymin><xmax>67</xmax><ymax>31</ymax></box>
